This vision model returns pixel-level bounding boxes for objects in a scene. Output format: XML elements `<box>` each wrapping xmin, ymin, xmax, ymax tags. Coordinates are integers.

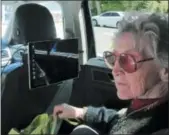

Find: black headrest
<box><xmin>11</xmin><ymin>3</ymin><xmax>56</xmax><ymax>45</ymax></box>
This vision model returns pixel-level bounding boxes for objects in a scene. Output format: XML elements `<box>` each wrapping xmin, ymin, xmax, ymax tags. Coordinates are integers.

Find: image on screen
<box><xmin>27</xmin><ymin>38</ymin><xmax>79</xmax><ymax>90</ymax></box>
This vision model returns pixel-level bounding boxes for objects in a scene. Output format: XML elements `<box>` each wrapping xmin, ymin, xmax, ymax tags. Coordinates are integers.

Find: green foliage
<box><xmin>101</xmin><ymin>1</ymin><xmax>125</xmax><ymax>12</ymax></box>
<box><xmin>89</xmin><ymin>1</ymin><xmax>97</xmax><ymax>16</ymax></box>
<box><xmin>90</xmin><ymin>0</ymin><xmax>168</xmax><ymax>15</ymax></box>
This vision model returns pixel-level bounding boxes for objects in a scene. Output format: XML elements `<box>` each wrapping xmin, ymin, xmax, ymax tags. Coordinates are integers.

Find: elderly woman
<box><xmin>53</xmin><ymin>13</ymin><xmax>168</xmax><ymax>134</ymax></box>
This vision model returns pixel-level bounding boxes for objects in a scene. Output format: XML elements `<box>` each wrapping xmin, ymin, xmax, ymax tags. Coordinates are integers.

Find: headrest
<box><xmin>11</xmin><ymin>3</ymin><xmax>56</xmax><ymax>45</ymax></box>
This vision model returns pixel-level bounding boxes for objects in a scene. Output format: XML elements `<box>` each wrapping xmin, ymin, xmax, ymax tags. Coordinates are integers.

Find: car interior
<box><xmin>4</xmin><ymin>0</ymin><xmax>165</xmax><ymax>134</ymax></box>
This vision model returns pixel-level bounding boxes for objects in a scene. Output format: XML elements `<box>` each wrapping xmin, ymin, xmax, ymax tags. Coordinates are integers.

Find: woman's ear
<box><xmin>160</xmin><ymin>68</ymin><xmax>168</xmax><ymax>82</ymax></box>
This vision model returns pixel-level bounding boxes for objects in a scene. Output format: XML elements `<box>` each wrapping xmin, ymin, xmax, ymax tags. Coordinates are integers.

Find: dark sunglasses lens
<box><xmin>119</xmin><ymin>54</ymin><xmax>136</xmax><ymax>73</ymax></box>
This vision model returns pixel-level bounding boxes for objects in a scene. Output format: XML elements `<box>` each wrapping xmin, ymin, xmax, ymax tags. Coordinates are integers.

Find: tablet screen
<box><xmin>27</xmin><ymin>39</ymin><xmax>79</xmax><ymax>90</ymax></box>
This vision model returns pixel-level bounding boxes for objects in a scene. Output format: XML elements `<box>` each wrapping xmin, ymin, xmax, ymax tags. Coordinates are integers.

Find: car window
<box><xmin>1</xmin><ymin>1</ymin><xmax>64</xmax><ymax>39</ymax></box>
<box><xmin>1</xmin><ymin>4</ymin><xmax>14</xmax><ymax>38</ymax></box>
<box><xmin>89</xmin><ymin>1</ymin><xmax>168</xmax><ymax>57</ymax></box>
<box><xmin>111</xmin><ymin>13</ymin><xmax>120</xmax><ymax>16</ymax></box>
<box><xmin>101</xmin><ymin>13</ymin><xmax>111</xmax><ymax>16</ymax></box>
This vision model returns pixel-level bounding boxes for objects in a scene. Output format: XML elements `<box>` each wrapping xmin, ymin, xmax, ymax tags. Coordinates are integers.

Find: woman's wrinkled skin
<box><xmin>112</xmin><ymin>32</ymin><xmax>168</xmax><ymax>100</ymax></box>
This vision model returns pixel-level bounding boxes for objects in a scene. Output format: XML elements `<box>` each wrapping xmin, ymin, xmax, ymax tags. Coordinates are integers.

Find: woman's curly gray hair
<box><xmin>116</xmin><ymin>13</ymin><xmax>168</xmax><ymax>68</ymax></box>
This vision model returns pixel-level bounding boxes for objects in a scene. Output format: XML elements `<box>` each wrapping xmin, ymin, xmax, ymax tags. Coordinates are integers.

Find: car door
<box><xmin>98</xmin><ymin>12</ymin><xmax>111</xmax><ymax>26</ymax></box>
<box><xmin>109</xmin><ymin>12</ymin><xmax>122</xmax><ymax>27</ymax></box>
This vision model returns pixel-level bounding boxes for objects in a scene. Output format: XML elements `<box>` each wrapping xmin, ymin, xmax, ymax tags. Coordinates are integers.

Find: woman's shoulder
<box><xmin>139</xmin><ymin>99</ymin><xmax>168</xmax><ymax>133</ymax></box>
<box><xmin>153</xmin><ymin>99</ymin><xmax>168</xmax><ymax>115</ymax></box>
<box><xmin>109</xmin><ymin>100</ymin><xmax>168</xmax><ymax>134</ymax></box>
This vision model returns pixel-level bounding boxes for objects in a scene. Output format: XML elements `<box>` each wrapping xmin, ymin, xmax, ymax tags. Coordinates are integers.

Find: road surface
<box><xmin>93</xmin><ymin>26</ymin><xmax>118</xmax><ymax>56</ymax></box>
<box><xmin>55</xmin><ymin>24</ymin><xmax>118</xmax><ymax>57</ymax></box>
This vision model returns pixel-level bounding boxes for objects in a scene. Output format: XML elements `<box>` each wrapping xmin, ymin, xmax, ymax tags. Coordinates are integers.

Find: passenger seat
<box><xmin>1</xmin><ymin>3</ymin><xmax>57</xmax><ymax>135</ymax></box>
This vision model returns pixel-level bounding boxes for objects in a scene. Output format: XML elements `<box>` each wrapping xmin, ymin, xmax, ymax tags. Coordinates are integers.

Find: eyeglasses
<box><xmin>103</xmin><ymin>51</ymin><xmax>154</xmax><ymax>73</ymax></box>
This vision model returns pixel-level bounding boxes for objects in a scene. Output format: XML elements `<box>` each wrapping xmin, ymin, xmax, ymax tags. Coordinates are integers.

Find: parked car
<box><xmin>92</xmin><ymin>11</ymin><xmax>124</xmax><ymax>28</ymax></box>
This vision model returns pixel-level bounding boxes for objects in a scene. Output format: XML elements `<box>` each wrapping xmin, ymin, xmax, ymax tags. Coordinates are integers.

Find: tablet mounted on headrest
<box><xmin>27</xmin><ymin>38</ymin><xmax>79</xmax><ymax>90</ymax></box>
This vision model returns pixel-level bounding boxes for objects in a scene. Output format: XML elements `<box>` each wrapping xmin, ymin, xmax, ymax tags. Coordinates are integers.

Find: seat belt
<box><xmin>46</xmin><ymin>79</ymin><xmax>74</xmax><ymax>134</ymax></box>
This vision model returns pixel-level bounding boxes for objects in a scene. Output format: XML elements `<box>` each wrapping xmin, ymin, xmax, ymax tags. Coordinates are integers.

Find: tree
<box><xmin>89</xmin><ymin>0</ymin><xmax>168</xmax><ymax>15</ymax></box>
<box><xmin>95</xmin><ymin>1</ymin><xmax>101</xmax><ymax>14</ymax></box>
<box><xmin>89</xmin><ymin>1</ymin><xmax>97</xmax><ymax>16</ymax></box>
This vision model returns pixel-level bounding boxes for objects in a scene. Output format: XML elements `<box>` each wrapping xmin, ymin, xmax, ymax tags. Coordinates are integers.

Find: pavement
<box><xmin>54</xmin><ymin>23</ymin><xmax>118</xmax><ymax>57</ymax></box>
<box><xmin>93</xmin><ymin>26</ymin><xmax>118</xmax><ymax>56</ymax></box>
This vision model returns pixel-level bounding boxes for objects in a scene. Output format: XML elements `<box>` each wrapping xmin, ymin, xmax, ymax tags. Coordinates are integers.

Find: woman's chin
<box><xmin>117</xmin><ymin>88</ymin><xmax>132</xmax><ymax>100</ymax></box>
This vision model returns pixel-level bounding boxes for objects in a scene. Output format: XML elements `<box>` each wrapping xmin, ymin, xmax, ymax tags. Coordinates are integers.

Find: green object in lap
<box><xmin>9</xmin><ymin>114</ymin><xmax>59</xmax><ymax>135</ymax></box>
<box><xmin>8</xmin><ymin>113</ymin><xmax>80</xmax><ymax>135</ymax></box>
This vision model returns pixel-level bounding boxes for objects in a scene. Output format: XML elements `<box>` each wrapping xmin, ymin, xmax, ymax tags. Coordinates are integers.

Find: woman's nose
<box><xmin>112</xmin><ymin>59</ymin><xmax>123</xmax><ymax>76</ymax></box>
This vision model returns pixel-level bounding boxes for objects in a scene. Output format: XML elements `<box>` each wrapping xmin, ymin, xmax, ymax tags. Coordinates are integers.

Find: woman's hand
<box><xmin>53</xmin><ymin>103</ymin><xmax>86</xmax><ymax>119</ymax></box>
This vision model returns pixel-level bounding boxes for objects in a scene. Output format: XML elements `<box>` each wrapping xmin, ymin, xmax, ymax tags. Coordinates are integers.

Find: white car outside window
<box><xmin>92</xmin><ymin>11</ymin><xmax>124</xmax><ymax>28</ymax></box>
